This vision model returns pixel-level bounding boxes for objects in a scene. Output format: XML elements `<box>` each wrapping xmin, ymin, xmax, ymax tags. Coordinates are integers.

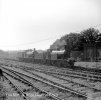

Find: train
<box><xmin>18</xmin><ymin>49</ymin><xmax>75</xmax><ymax>68</ymax></box>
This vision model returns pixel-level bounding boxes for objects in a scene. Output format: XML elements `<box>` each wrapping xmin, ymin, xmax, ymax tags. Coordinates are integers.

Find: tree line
<box><xmin>63</xmin><ymin>28</ymin><xmax>101</xmax><ymax>58</ymax></box>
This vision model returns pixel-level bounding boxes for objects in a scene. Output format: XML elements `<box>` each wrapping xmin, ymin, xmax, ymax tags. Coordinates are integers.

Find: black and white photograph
<box><xmin>0</xmin><ymin>0</ymin><xmax>101</xmax><ymax>100</ymax></box>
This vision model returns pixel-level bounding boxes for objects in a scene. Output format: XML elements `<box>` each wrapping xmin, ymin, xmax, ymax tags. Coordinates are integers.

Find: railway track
<box><xmin>3</xmin><ymin>69</ymin><xmax>60</xmax><ymax>100</ymax></box>
<box><xmin>13</xmin><ymin>62</ymin><xmax>101</xmax><ymax>82</ymax></box>
<box><xmin>1</xmin><ymin>65</ymin><xmax>99</xmax><ymax>100</ymax></box>
<box><xmin>1</xmin><ymin>59</ymin><xmax>101</xmax><ymax>79</ymax></box>
<box><xmin>1</xmin><ymin>66</ymin><xmax>84</xmax><ymax>100</ymax></box>
<box><xmin>1</xmin><ymin>65</ymin><xmax>87</xmax><ymax>100</ymax></box>
<box><xmin>4</xmin><ymin>73</ymin><xmax>30</xmax><ymax>100</ymax></box>
<box><xmin>1</xmin><ymin>59</ymin><xmax>101</xmax><ymax>74</ymax></box>
<box><xmin>21</xmin><ymin>65</ymin><xmax>101</xmax><ymax>91</ymax></box>
<box><xmin>23</xmin><ymin>68</ymin><xmax>101</xmax><ymax>91</ymax></box>
<box><xmin>1</xmin><ymin>60</ymin><xmax>101</xmax><ymax>90</ymax></box>
<box><xmin>9</xmin><ymin>62</ymin><xmax>101</xmax><ymax>90</ymax></box>
<box><xmin>1</xmin><ymin>59</ymin><xmax>101</xmax><ymax>80</ymax></box>
<box><xmin>1</xmin><ymin>63</ymin><xmax>101</xmax><ymax>84</ymax></box>
<box><xmin>3</xmin><ymin>72</ymin><xmax>53</xmax><ymax>100</ymax></box>
<box><xmin>26</xmin><ymin>64</ymin><xmax>101</xmax><ymax>77</ymax></box>
<box><xmin>1</xmin><ymin>59</ymin><xmax>101</xmax><ymax>99</ymax></box>
<box><xmin>23</xmin><ymin>66</ymin><xmax>101</xmax><ymax>82</ymax></box>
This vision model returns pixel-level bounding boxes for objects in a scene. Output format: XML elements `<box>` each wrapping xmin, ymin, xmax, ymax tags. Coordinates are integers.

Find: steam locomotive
<box><xmin>18</xmin><ymin>49</ymin><xmax>74</xmax><ymax>68</ymax></box>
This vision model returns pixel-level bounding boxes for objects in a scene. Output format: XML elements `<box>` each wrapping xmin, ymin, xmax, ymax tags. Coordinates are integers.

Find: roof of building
<box><xmin>51</xmin><ymin>50</ymin><xmax>65</xmax><ymax>54</ymax></box>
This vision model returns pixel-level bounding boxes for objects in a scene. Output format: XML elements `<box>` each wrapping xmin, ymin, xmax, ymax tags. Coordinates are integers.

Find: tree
<box><xmin>96</xmin><ymin>33</ymin><xmax>101</xmax><ymax>42</ymax></box>
<box><xmin>64</xmin><ymin>33</ymin><xmax>80</xmax><ymax>58</ymax></box>
<box><xmin>81</xmin><ymin>28</ymin><xmax>98</xmax><ymax>43</ymax></box>
<box><xmin>64</xmin><ymin>28</ymin><xmax>100</xmax><ymax>59</ymax></box>
<box><xmin>78</xmin><ymin>28</ymin><xmax>100</xmax><ymax>50</ymax></box>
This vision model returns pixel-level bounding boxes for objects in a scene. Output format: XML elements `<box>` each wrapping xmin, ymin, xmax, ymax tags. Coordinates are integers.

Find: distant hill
<box><xmin>0</xmin><ymin>50</ymin><xmax>23</xmax><ymax>59</ymax></box>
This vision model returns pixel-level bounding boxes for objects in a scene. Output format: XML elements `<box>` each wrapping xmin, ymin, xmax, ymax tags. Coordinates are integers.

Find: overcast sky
<box><xmin>0</xmin><ymin>0</ymin><xmax>101</xmax><ymax>51</ymax></box>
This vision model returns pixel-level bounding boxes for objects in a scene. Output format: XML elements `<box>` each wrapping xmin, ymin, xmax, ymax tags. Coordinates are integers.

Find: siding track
<box><xmin>1</xmin><ymin>66</ymin><xmax>85</xmax><ymax>100</ymax></box>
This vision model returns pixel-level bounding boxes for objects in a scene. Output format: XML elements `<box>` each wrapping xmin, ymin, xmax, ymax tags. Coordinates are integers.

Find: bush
<box><xmin>67</xmin><ymin>57</ymin><xmax>75</xmax><ymax>66</ymax></box>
